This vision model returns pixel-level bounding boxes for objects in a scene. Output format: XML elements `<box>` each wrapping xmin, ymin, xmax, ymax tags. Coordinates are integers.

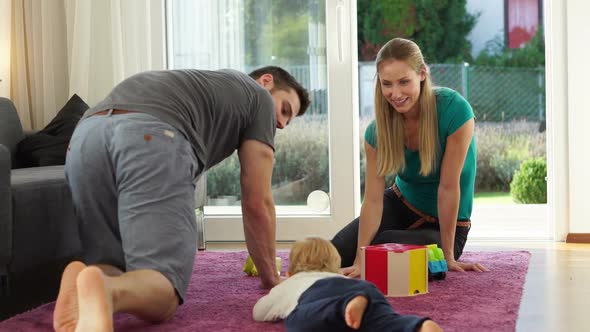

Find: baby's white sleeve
<box><xmin>252</xmin><ymin>280</ymin><xmax>298</xmax><ymax>321</ymax></box>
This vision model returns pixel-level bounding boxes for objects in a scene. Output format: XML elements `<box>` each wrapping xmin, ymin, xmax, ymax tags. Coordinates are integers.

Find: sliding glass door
<box><xmin>167</xmin><ymin>0</ymin><xmax>360</xmax><ymax>241</ymax></box>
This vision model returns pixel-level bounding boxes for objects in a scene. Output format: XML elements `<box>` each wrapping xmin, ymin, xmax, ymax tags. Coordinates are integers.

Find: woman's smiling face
<box><xmin>378</xmin><ymin>59</ymin><xmax>426</xmax><ymax>115</ymax></box>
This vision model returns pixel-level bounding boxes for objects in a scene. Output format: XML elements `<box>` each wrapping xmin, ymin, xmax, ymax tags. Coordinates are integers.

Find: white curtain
<box><xmin>167</xmin><ymin>0</ymin><xmax>244</xmax><ymax>70</ymax></box>
<box><xmin>0</xmin><ymin>0</ymin><xmax>12</xmax><ymax>98</ymax></box>
<box><xmin>11</xmin><ymin>0</ymin><xmax>69</xmax><ymax>130</ymax></box>
<box><xmin>11</xmin><ymin>0</ymin><xmax>166</xmax><ymax>130</ymax></box>
<box><xmin>65</xmin><ymin>0</ymin><xmax>166</xmax><ymax>106</ymax></box>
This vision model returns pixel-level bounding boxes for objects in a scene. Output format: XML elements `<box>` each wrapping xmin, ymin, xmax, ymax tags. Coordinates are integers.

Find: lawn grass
<box><xmin>474</xmin><ymin>191</ymin><xmax>514</xmax><ymax>204</ymax></box>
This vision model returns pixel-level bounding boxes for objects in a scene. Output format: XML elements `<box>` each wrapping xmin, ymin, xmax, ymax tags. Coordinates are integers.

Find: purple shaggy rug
<box><xmin>1</xmin><ymin>250</ymin><xmax>530</xmax><ymax>332</ymax></box>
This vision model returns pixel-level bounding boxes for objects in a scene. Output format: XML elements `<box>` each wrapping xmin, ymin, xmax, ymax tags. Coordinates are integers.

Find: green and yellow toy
<box><xmin>243</xmin><ymin>256</ymin><xmax>282</xmax><ymax>277</ymax></box>
<box><xmin>426</xmin><ymin>244</ymin><xmax>447</xmax><ymax>281</ymax></box>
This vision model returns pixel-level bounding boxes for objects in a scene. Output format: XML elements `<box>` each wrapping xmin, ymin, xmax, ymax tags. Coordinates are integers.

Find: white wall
<box><xmin>566</xmin><ymin>0</ymin><xmax>590</xmax><ymax>233</ymax></box>
<box><xmin>546</xmin><ymin>0</ymin><xmax>568</xmax><ymax>240</ymax></box>
<box><xmin>0</xmin><ymin>0</ymin><xmax>10</xmax><ymax>97</ymax></box>
<box><xmin>466</xmin><ymin>0</ymin><xmax>504</xmax><ymax>58</ymax></box>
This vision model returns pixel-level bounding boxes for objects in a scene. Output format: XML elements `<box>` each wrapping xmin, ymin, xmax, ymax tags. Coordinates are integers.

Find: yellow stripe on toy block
<box><xmin>408</xmin><ymin>248</ymin><xmax>428</xmax><ymax>295</ymax></box>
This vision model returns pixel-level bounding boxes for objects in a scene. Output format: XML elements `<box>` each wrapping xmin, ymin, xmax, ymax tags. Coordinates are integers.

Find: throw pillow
<box><xmin>16</xmin><ymin>94</ymin><xmax>89</xmax><ymax>168</ymax></box>
<box><xmin>40</xmin><ymin>93</ymin><xmax>89</xmax><ymax>137</ymax></box>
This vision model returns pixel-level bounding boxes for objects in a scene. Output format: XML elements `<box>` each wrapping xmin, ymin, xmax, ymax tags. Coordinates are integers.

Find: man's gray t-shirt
<box><xmin>84</xmin><ymin>69</ymin><xmax>276</xmax><ymax>171</ymax></box>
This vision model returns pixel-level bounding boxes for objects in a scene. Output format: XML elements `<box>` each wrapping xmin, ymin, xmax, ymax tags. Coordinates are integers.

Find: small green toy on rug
<box><xmin>426</xmin><ymin>244</ymin><xmax>448</xmax><ymax>281</ymax></box>
<box><xmin>243</xmin><ymin>256</ymin><xmax>282</xmax><ymax>276</ymax></box>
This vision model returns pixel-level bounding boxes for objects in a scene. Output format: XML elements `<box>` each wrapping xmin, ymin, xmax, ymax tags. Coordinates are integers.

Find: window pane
<box><xmin>167</xmin><ymin>0</ymin><xmax>329</xmax><ymax>210</ymax></box>
<box><xmin>357</xmin><ymin>1</ymin><xmax>547</xmax><ymax>238</ymax></box>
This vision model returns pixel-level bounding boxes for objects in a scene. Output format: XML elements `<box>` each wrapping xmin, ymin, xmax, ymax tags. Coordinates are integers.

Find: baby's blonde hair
<box><xmin>288</xmin><ymin>237</ymin><xmax>341</xmax><ymax>276</ymax></box>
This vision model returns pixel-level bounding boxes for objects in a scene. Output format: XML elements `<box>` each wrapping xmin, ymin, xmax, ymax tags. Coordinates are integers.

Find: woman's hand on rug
<box><xmin>341</xmin><ymin>263</ymin><xmax>362</xmax><ymax>278</ymax></box>
<box><xmin>447</xmin><ymin>259</ymin><xmax>490</xmax><ymax>272</ymax></box>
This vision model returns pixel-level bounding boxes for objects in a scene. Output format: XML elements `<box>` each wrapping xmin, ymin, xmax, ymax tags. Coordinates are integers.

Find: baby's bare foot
<box><xmin>75</xmin><ymin>266</ymin><xmax>114</xmax><ymax>332</ymax></box>
<box><xmin>419</xmin><ymin>320</ymin><xmax>444</xmax><ymax>332</ymax></box>
<box><xmin>53</xmin><ymin>261</ymin><xmax>86</xmax><ymax>332</ymax></box>
<box><xmin>344</xmin><ymin>295</ymin><xmax>368</xmax><ymax>330</ymax></box>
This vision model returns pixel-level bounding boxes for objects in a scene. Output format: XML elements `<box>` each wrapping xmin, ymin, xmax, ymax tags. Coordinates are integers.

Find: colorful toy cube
<box><xmin>360</xmin><ymin>243</ymin><xmax>428</xmax><ymax>297</ymax></box>
<box><xmin>426</xmin><ymin>244</ymin><xmax>448</xmax><ymax>281</ymax></box>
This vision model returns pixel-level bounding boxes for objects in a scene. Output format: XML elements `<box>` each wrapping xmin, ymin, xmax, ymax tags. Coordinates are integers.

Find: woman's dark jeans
<box><xmin>331</xmin><ymin>187</ymin><xmax>470</xmax><ymax>267</ymax></box>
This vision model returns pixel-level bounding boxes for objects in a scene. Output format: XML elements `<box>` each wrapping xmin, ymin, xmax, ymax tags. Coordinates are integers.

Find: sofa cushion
<box><xmin>9</xmin><ymin>166</ymin><xmax>81</xmax><ymax>274</ymax></box>
<box><xmin>16</xmin><ymin>94</ymin><xmax>89</xmax><ymax>168</ymax></box>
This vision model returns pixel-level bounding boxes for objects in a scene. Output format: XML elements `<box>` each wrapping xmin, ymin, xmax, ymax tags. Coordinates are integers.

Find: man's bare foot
<box><xmin>344</xmin><ymin>295</ymin><xmax>368</xmax><ymax>330</ymax></box>
<box><xmin>54</xmin><ymin>261</ymin><xmax>86</xmax><ymax>332</ymax></box>
<box><xmin>419</xmin><ymin>320</ymin><xmax>444</xmax><ymax>332</ymax></box>
<box><xmin>75</xmin><ymin>266</ymin><xmax>114</xmax><ymax>332</ymax></box>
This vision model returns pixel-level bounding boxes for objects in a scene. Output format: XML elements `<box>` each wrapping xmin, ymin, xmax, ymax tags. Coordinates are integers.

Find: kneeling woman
<box><xmin>332</xmin><ymin>38</ymin><xmax>488</xmax><ymax>277</ymax></box>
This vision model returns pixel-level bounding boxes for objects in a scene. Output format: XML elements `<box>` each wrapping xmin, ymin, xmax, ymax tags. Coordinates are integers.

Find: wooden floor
<box><xmin>469</xmin><ymin>241</ymin><xmax>590</xmax><ymax>332</ymax></box>
<box><xmin>207</xmin><ymin>241</ymin><xmax>590</xmax><ymax>332</ymax></box>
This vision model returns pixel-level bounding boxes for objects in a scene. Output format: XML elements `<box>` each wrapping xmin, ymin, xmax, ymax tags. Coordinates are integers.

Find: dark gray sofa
<box><xmin>0</xmin><ymin>97</ymin><xmax>82</xmax><ymax>320</ymax></box>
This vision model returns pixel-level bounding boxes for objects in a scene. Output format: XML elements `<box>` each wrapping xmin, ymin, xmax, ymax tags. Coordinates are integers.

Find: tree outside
<box><xmin>357</xmin><ymin>0</ymin><xmax>478</xmax><ymax>62</ymax></box>
<box><xmin>244</xmin><ymin>0</ymin><xmax>324</xmax><ymax>67</ymax></box>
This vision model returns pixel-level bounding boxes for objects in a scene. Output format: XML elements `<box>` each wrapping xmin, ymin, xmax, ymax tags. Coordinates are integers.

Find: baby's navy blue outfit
<box><xmin>286</xmin><ymin>277</ymin><xmax>428</xmax><ymax>332</ymax></box>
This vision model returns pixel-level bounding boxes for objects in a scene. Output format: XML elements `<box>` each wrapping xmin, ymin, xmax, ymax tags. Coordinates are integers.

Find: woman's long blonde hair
<box><xmin>374</xmin><ymin>38</ymin><xmax>438</xmax><ymax>176</ymax></box>
<box><xmin>288</xmin><ymin>237</ymin><xmax>341</xmax><ymax>276</ymax></box>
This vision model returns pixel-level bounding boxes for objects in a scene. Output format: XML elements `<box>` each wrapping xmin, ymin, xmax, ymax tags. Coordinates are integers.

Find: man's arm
<box><xmin>238</xmin><ymin>139</ymin><xmax>280</xmax><ymax>288</ymax></box>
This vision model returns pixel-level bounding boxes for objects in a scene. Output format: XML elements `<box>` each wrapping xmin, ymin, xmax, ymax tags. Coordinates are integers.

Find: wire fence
<box><xmin>430</xmin><ymin>64</ymin><xmax>545</xmax><ymax>122</ymax></box>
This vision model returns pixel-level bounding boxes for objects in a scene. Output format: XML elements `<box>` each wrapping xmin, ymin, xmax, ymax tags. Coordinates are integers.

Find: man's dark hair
<box><xmin>249</xmin><ymin>66</ymin><xmax>311</xmax><ymax>116</ymax></box>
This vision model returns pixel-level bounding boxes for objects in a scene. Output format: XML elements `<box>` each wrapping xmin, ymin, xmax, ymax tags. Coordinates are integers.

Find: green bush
<box><xmin>475</xmin><ymin>121</ymin><xmax>545</xmax><ymax>192</ymax></box>
<box><xmin>206</xmin><ymin>117</ymin><xmax>546</xmax><ymax>202</ymax></box>
<box><xmin>272</xmin><ymin>115</ymin><xmax>329</xmax><ymax>203</ymax></box>
<box><xmin>474</xmin><ymin>28</ymin><xmax>544</xmax><ymax>68</ymax></box>
<box><xmin>357</xmin><ymin>0</ymin><xmax>478</xmax><ymax>63</ymax></box>
<box><xmin>206</xmin><ymin>115</ymin><xmax>329</xmax><ymax>203</ymax></box>
<box><xmin>206</xmin><ymin>153</ymin><xmax>241</xmax><ymax>199</ymax></box>
<box><xmin>510</xmin><ymin>157</ymin><xmax>547</xmax><ymax>204</ymax></box>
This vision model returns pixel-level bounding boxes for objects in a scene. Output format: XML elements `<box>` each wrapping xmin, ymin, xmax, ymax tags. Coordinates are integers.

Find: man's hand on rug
<box><xmin>260</xmin><ymin>274</ymin><xmax>281</xmax><ymax>289</ymax></box>
<box><xmin>447</xmin><ymin>259</ymin><xmax>490</xmax><ymax>272</ymax></box>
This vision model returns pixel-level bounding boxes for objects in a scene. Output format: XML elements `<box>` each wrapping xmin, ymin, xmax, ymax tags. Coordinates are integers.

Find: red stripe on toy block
<box><xmin>365</xmin><ymin>248</ymin><xmax>388</xmax><ymax>294</ymax></box>
<box><xmin>367</xmin><ymin>243</ymin><xmax>427</xmax><ymax>253</ymax></box>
